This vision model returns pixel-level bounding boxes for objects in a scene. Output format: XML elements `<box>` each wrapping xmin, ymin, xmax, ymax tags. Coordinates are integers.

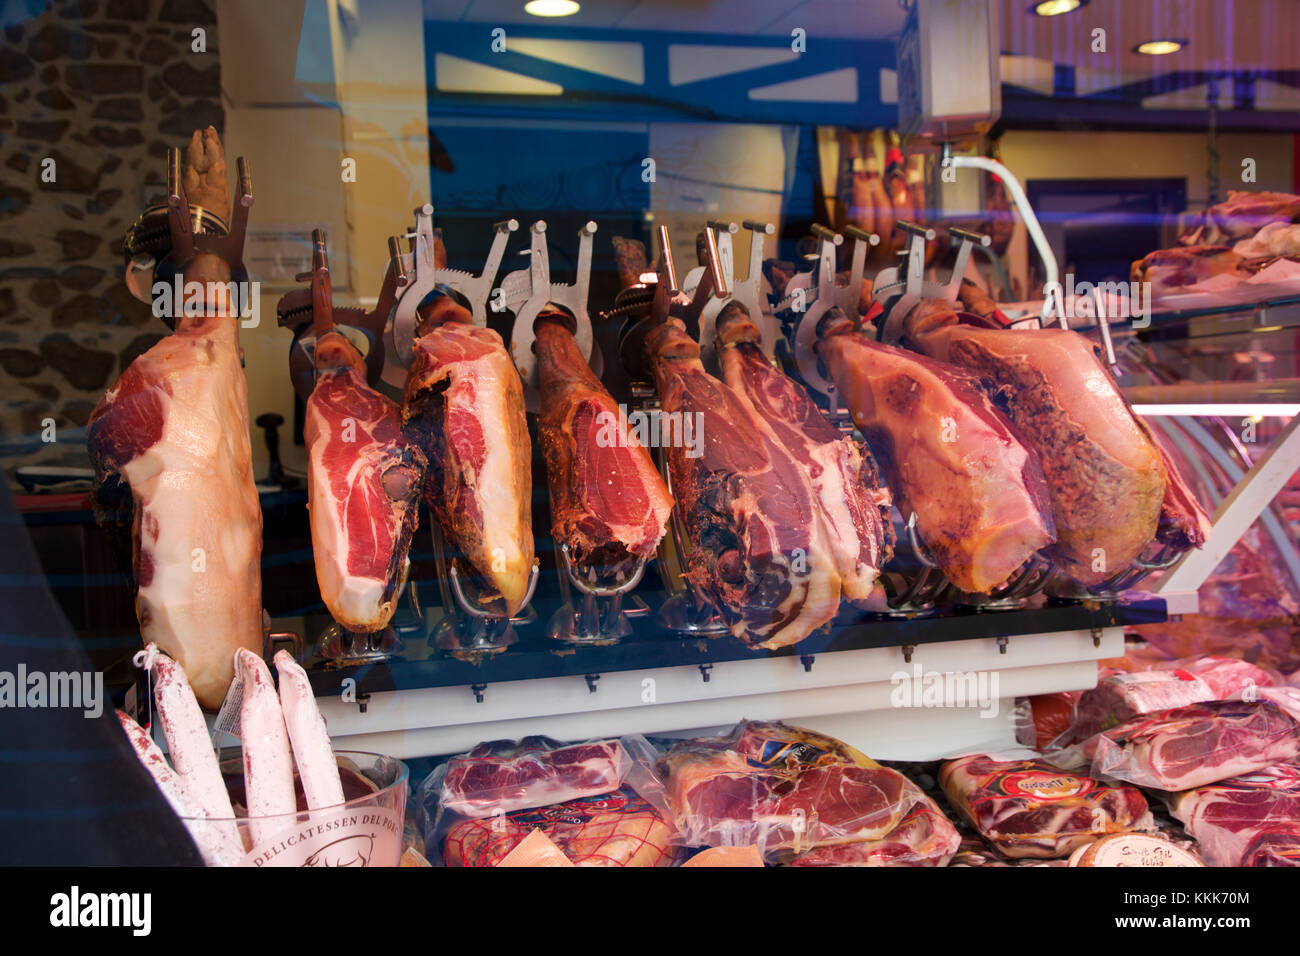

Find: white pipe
<box><xmin>947</xmin><ymin>155</ymin><xmax>1059</xmax><ymax>320</ymax></box>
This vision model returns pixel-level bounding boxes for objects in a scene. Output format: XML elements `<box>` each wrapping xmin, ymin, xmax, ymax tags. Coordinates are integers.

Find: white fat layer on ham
<box><xmin>304</xmin><ymin>365</ymin><xmax>401</xmax><ymax>631</ymax></box>
<box><xmin>274</xmin><ymin>650</ymin><xmax>344</xmax><ymax>811</ymax></box>
<box><xmin>117</xmin><ymin>709</ymin><xmax>242</xmax><ymax>866</ymax></box>
<box><xmin>235</xmin><ymin>649</ymin><xmax>296</xmax><ymax>845</ymax></box>
<box><xmin>120</xmin><ymin>317</ymin><xmax>262</xmax><ymax>708</ymax></box>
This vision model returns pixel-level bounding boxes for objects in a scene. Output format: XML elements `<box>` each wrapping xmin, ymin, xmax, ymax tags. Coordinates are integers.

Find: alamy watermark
<box><xmin>0</xmin><ymin>664</ymin><xmax>103</xmax><ymax>718</ymax></box>
<box><xmin>152</xmin><ymin>275</ymin><xmax>261</xmax><ymax>328</ymax></box>
<box><xmin>596</xmin><ymin>406</ymin><xmax>704</xmax><ymax>459</ymax></box>
<box><xmin>1041</xmin><ymin>274</ymin><xmax>1151</xmax><ymax>330</ymax></box>
<box><xmin>889</xmin><ymin>662</ymin><xmax>999</xmax><ymax>717</ymax></box>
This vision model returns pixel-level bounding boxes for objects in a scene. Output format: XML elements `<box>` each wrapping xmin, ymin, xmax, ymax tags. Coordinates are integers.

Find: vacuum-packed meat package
<box><xmin>939</xmin><ymin>753</ymin><xmax>1151</xmax><ymax>859</ymax></box>
<box><xmin>1166</xmin><ymin>764</ymin><xmax>1300</xmax><ymax>866</ymax></box>
<box><xmin>787</xmin><ymin>796</ymin><xmax>959</xmax><ymax>867</ymax></box>
<box><xmin>657</xmin><ymin>720</ymin><xmax>937</xmax><ymax>862</ymax></box>
<box><xmin>1091</xmin><ymin>700</ymin><xmax>1300</xmax><ymax>791</ymax></box>
<box><xmin>441</xmin><ymin>736</ymin><xmax>628</xmax><ymax>818</ymax></box>
<box><xmin>442</xmin><ymin>788</ymin><xmax>682</xmax><ymax>867</ymax></box>
<box><xmin>1073</xmin><ymin>657</ymin><xmax>1276</xmax><ymax>739</ymax></box>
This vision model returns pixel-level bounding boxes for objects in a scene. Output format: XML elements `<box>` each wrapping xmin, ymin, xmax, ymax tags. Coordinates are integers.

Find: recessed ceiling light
<box><xmin>524</xmin><ymin>0</ymin><xmax>580</xmax><ymax>16</ymax></box>
<box><xmin>1031</xmin><ymin>0</ymin><xmax>1085</xmax><ymax>16</ymax></box>
<box><xmin>1135</xmin><ymin>38</ymin><xmax>1186</xmax><ymax>55</ymax></box>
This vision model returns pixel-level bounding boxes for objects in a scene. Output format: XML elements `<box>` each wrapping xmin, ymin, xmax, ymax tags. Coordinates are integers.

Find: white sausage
<box><xmin>151</xmin><ymin>651</ymin><xmax>237</xmax><ymax>824</ymax></box>
<box><xmin>274</xmin><ymin>650</ymin><xmax>344</xmax><ymax>810</ymax></box>
<box><xmin>235</xmin><ymin>648</ymin><xmax>297</xmax><ymax>845</ymax></box>
<box><xmin>117</xmin><ymin>710</ymin><xmax>242</xmax><ymax>866</ymax></box>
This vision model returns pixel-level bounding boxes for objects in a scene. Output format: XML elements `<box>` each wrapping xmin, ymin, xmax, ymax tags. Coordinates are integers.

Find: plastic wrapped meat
<box><xmin>787</xmin><ymin>797</ymin><xmax>959</xmax><ymax>867</ymax></box>
<box><xmin>658</xmin><ymin>721</ymin><xmax>928</xmax><ymax>862</ymax></box>
<box><xmin>939</xmin><ymin>754</ymin><xmax>1151</xmax><ymax>859</ymax></box>
<box><xmin>1091</xmin><ymin>701</ymin><xmax>1300</xmax><ymax>791</ymax></box>
<box><xmin>441</xmin><ymin>737</ymin><xmax>627</xmax><ymax>818</ymax></box>
<box><xmin>1167</xmin><ymin>764</ymin><xmax>1300</xmax><ymax>867</ymax></box>
<box><xmin>442</xmin><ymin>788</ymin><xmax>682</xmax><ymax>867</ymax></box>
<box><xmin>1073</xmin><ymin>657</ymin><xmax>1277</xmax><ymax>740</ymax></box>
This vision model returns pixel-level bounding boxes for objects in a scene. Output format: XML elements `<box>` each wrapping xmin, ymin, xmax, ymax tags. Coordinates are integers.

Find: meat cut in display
<box><xmin>442</xmin><ymin>788</ymin><xmax>681</xmax><ymax>867</ymax></box>
<box><xmin>902</xmin><ymin>298</ymin><xmax>1173</xmax><ymax>586</ymax></box>
<box><xmin>939</xmin><ymin>753</ymin><xmax>1152</xmax><ymax>859</ymax></box>
<box><xmin>402</xmin><ymin>298</ymin><xmax>535</xmax><ymax>616</ymax></box>
<box><xmin>714</xmin><ymin>300</ymin><xmax>893</xmax><ymax>604</ymax></box>
<box><xmin>658</xmin><ymin>720</ymin><xmax>936</xmax><ymax>861</ymax></box>
<box><xmin>1089</xmin><ymin>700</ymin><xmax>1300</xmax><ymax>791</ymax></box>
<box><xmin>535</xmin><ymin>308</ymin><xmax>672</xmax><ymax>574</ymax></box>
<box><xmin>645</xmin><ymin>317</ymin><xmax>842</xmax><ymax>648</ymax></box>
<box><xmin>1072</xmin><ymin>657</ymin><xmax>1276</xmax><ymax>740</ymax></box>
<box><xmin>815</xmin><ymin>308</ymin><xmax>1056</xmax><ymax>594</ymax></box>
<box><xmin>305</xmin><ymin>327</ymin><xmax>426</xmax><ymax>633</ymax></box>
<box><xmin>440</xmin><ymin>737</ymin><xmax>627</xmax><ymax>818</ymax></box>
<box><xmin>787</xmin><ymin>797</ymin><xmax>959</xmax><ymax>867</ymax></box>
<box><xmin>1167</xmin><ymin>764</ymin><xmax>1300</xmax><ymax>867</ymax></box>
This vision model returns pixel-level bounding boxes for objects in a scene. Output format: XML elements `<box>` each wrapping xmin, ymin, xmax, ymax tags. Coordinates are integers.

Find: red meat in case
<box><xmin>787</xmin><ymin>796</ymin><xmax>960</xmax><ymax>867</ymax></box>
<box><xmin>1166</xmin><ymin>764</ymin><xmax>1300</xmax><ymax>867</ymax></box>
<box><xmin>939</xmin><ymin>754</ymin><xmax>1151</xmax><ymax>859</ymax></box>
<box><xmin>1073</xmin><ymin>657</ymin><xmax>1276</xmax><ymax>739</ymax></box>
<box><xmin>441</xmin><ymin>736</ymin><xmax>627</xmax><ymax>818</ymax></box>
<box><xmin>442</xmin><ymin>788</ymin><xmax>681</xmax><ymax>867</ymax></box>
<box><xmin>659</xmin><ymin>721</ymin><xmax>929</xmax><ymax>861</ymax></box>
<box><xmin>1091</xmin><ymin>700</ymin><xmax>1300</xmax><ymax>791</ymax></box>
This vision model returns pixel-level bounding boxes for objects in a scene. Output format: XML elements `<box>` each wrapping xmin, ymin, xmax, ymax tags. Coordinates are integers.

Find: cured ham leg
<box><xmin>905</xmin><ymin>297</ymin><xmax>1183</xmax><ymax>585</ymax></box>
<box><xmin>647</xmin><ymin>318</ymin><xmax>841</xmax><ymax>647</ymax></box>
<box><xmin>402</xmin><ymin>298</ymin><xmax>534</xmax><ymax>616</ymax></box>
<box><xmin>87</xmin><ymin>129</ymin><xmax>261</xmax><ymax>709</ymax></box>
<box><xmin>304</xmin><ymin>259</ymin><xmax>425</xmax><ymax>632</ymax></box>
<box><xmin>535</xmin><ymin>307</ymin><xmax>672</xmax><ymax>573</ymax></box>
<box><xmin>714</xmin><ymin>301</ymin><xmax>891</xmax><ymax>602</ymax></box>
<box><xmin>816</xmin><ymin>309</ymin><xmax>1055</xmax><ymax>594</ymax></box>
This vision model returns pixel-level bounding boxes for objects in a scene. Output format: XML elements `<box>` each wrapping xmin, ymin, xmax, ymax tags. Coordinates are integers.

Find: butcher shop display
<box><xmin>1167</xmin><ymin>764</ymin><xmax>1300</xmax><ymax>867</ymax></box>
<box><xmin>87</xmin><ymin>128</ymin><xmax>262</xmax><ymax>710</ymax></box>
<box><xmin>535</xmin><ymin>307</ymin><xmax>672</xmax><ymax>574</ymax></box>
<box><xmin>301</xmin><ymin>237</ymin><xmax>426</xmax><ymax>633</ymax></box>
<box><xmin>402</xmin><ymin>294</ymin><xmax>535</xmax><ymax>616</ymax></box>
<box><xmin>939</xmin><ymin>753</ymin><xmax>1152</xmax><ymax>859</ymax></box>
<box><xmin>1178</xmin><ymin>190</ymin><xmax>1300</xmax><ymax>246</ymax></box>
<box><xmin>815</xmin><ymin>307</ymin><xmax>1056</xmax><ymax>594</ymax></box>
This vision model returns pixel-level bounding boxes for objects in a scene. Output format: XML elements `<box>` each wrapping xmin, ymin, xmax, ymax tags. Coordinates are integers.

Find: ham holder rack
<box><xmin>260</xmin><ymin>201</ymin><xmax>1285</xmax><ymax>763</ymax></box>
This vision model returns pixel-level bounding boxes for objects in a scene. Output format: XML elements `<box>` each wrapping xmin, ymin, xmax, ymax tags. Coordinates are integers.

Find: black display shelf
<box><xmin>302</xmin><ymin>593</ymin><xmax>1167</xmax><ymax>699</ymax></box>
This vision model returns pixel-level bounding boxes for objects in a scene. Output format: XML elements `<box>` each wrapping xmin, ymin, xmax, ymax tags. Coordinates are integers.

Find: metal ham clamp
<box><xmin>787</xmin><ymin>223</ymin><xmax>878</xmax><ymax>420</ymax></box>
<box><xmin>382</xmin><ymin>203</ymin><xmax>517</xmax><ymax>388</ymax></box>
<box><xmin>505</xmin><ymin>219</ymin><xmax>601</xmax><ymax>413</ymax></box>
<box><xmin>678</xmin><ymin>220</ymin><xmax>777</xmax><ymax>370</ymax></box>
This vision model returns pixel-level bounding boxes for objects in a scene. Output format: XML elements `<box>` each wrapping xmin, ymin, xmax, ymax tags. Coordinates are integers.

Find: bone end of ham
<box><xmin>647</xmin><ymin>319</ymin><xmax>842</xmax><ymax>647</ymax></box>
<box><xmin>403</xmin><ymin>323</ymin><xmax>534</xmax><ymax>616</ymax></box>
<box><xmin>305</xmin><ymin>330</ymin><xmax>426</xmax><ymax>632</ymax></box>
<box><xmin>273</xmin><ymin>650</ymin><xmax>344</xmax><ymax>811</ymax></box>
<box><xmin>536</xmin><ymin>314</ymin><xmax>672</xmax><ymax>571</ymax></box>
<box><xmin>88</xmin><ymin>315</ymin><xmax>263</xmax><ymax>709</ymax></box>
<box><xmin>235</xmin><ymin>648</ymin><xmax>296</xmax><ymax>843</ymax></box>
<box><xmin>817</xmin><ymin>326</ymin><xmax>1054</xmax><ymax>594</ymax></box>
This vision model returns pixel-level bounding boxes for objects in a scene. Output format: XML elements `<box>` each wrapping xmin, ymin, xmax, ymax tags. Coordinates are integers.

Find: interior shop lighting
<box><xmin>525</xmin><ymin>0</ymin><xmax>580</xmax><ymax>16</ymax></box>
<box><xmin>1031</xmin><ymin>0</ymin><xmax>1084</xmax><ymax>16</ymax></box>
<box><xmin>1135</xmin><ymin>38</ymin><xmax>1186</xmax><ymax>55</ymax></box>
